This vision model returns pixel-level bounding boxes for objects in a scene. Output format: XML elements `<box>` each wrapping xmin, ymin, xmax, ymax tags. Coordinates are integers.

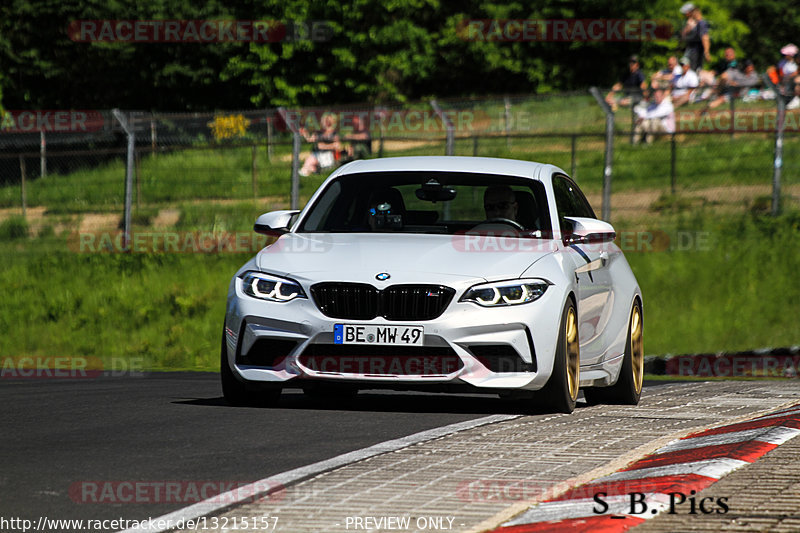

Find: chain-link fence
<box><xmin>1</xmin><ymin>90</ymin><xmax>797</xmax><ymax>237</ymax></box>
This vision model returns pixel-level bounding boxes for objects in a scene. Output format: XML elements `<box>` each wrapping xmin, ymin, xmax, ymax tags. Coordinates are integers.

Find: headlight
<box><xmin>240</xmin><ymin>272</ymin><xmax>306</xmax><ymax>302</ymax></box>
<box><xmin>460</xmin><ymin>279</ymin><xmax>550</xmax><ymax>307</ymax></box>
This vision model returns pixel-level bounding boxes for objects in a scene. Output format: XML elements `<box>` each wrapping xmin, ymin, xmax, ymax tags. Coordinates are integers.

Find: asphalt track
<box><xmin>0</xmin><ymin>373</ymin><xmax>497</xmax><ymax>528</ymax></box>
<box><xmin>4</xmin><ymin>374</ymin><xmax>797</xmax><ymax>533</ymax></box>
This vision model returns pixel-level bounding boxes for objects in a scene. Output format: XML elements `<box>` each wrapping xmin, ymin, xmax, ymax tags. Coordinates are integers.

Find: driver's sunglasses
<box><xmin>484</xmin><ymin>201</ymin><xmax>515</xmax><ymax>211</ymax></box>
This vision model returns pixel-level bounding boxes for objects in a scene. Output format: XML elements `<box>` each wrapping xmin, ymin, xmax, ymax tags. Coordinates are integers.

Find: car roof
<box><xmin>336</xmin><ymin>156</ymin><xmax>559</xmax><ymax>179</ymax></box>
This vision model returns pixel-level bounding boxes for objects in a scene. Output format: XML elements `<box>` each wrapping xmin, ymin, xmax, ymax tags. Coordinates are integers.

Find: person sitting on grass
<box><xmin>672</xmin><ymin>57</ymin><xmax>700</xmax><ymax>107</ymax></box>
<box><xmin>633</xmin><ymin>88</ymin><xmax>675</xmax><ymax>145</ymax></box>
<box><xmin>299</xmin><ymin>113</ymin><xmax>342</xmax><ymax>176</ymax></box>
<box><xmin>345</xmin><ymin>115</ymin><xmax>372</xmax><ymax>161</ymax></box>
<box><xmin>705</xmin><ymin>60</ymin><xmax>760</xmax><ymax>110</ymax></box>
<box><xmin>605</xmin><ymin>55</ymin><xmax>647</xmax><ymax>112</ymax></box>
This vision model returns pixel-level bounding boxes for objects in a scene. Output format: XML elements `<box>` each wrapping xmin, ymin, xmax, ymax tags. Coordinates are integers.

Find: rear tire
<box><xmin>584</xmin><ymin>301</ymin><xmax>643</xmax><ymax>406</ymax></box>
<box><xmin>220</xmin><ymin>330</ymin><xmax>281</xmax><ymax>407</ymax></box>
<box><xmin>534</xmin><ymin>299</ymin><xmax>579</xmax><ymax>414</ymax></box>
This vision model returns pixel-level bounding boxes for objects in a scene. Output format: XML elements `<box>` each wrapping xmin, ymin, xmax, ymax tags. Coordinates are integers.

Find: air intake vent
<box><xmin>310</xmin><ymin>283</ymin><xmax>454</xmax><ymax>321</ymax></box>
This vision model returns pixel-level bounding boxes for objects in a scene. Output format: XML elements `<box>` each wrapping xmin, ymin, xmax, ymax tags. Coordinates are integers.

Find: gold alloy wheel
<box><xmin>630</xmin><ymin>306</ymin><xmax>644</xmax><ymax>395</ymax></box>
<box><xmin>565</xmin><ymin>307</ymin><xmax>580</xmax><ymax>401</ymax></box>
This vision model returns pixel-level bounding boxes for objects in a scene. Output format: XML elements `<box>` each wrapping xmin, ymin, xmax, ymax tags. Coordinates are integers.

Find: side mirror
<box><xmin>254</xmin><ymin>210</ymin><xmax>300</xmax><ymax>235</ymax></box>
<box><xmin>563</xmin><ymin>217</ymin><xmax>616</xmax><ymax>245</ymax></box>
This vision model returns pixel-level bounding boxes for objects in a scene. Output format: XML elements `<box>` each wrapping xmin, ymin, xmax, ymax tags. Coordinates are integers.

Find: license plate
<box><xmin>334</xmin><ymin>324</ymin><xmax>424</xmax><ymax>345</ymax></box>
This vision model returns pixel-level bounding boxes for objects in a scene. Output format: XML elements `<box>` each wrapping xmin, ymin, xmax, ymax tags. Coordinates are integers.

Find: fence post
<box><xmin>772</xmin><ymin>98</ymin><xmax>785</xmax><ymax>216</ymax></box>
<box><xmin>670</xmin><ymin>133</ymin><xmax>677</xmax><ymax>194</ymax></box>
<box><xmin>135</xmin><ymin>150</ymin><xmax>141</xmax><ymax>208</ymax></box>
<box><xmin>291</xmin><ymin>131</ymin><xmax>300</xmax><ymax>209</ymax></box>
<box><xmin>278</xmin><ymin>107</ymin><xmax>301</xmax><ymax>210</ymax></box>
<box><xmin>504</xmin><ymin>96</ymin><xmax>511</xmax><ymax>149</ymax></box>
<box><xmin>40</xmin><ymin>131</ymin><xmax>47</xmax><ymax>178</ymax></box>
<box><xmin>430</xmin><ymin>99</ymin><xmax>454</xmax><ymax>156</ymax></box>
<box><xmin>590</xmin><ymin>87</ymin><xmax>615</xmax><ymax>221</ymax></box>
<box><xmin>630</xmin><ymin>105</ymin><xmax>636</xmax><ymax>145</ymax></box>
<box><xmin>112</xmin><ymin>109</ymin><xmax>135</xmax><ymax>248</ymax></box>
<box><xmin>251</xmin><ymin>144</ymin><xmax>258</xmax><ymax>198</ymax></box>
<box><xmin>19</xmin><ymin>156</ymin><xmax>26</xmax><ymax>218</ymax></box>
<box><xmin>266</xmin><ymin>113</ymin><xmax>273</xmax><ymax>163</ymax></box>
<box><xmin>763</xmin><ymin>75</ymin><xmax>784</xmax><ymax>216</ymax></box>
<box><xmin>150</xmin><ymin>116</ymin><xmax>157</xmax><ymax>154</ymax></box>
<box><xmin>570</xmin><ymin>134</ymin><xmax>577</xmax><ymax>179</ymax></box>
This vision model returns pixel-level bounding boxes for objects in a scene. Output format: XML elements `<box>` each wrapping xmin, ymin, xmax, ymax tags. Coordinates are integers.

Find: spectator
<box><xmin>672</xmin><ymin>57</ymin><xmax>699</xmax><ymax>107</ymax></box>
<box><xmin>605</xmin><ymin>55</ymin><xmax>647</xmax><ymax>111</ymax></box>
<box><xmin>299</xmin><ymin>113</ymin><xmax>342</xmax><ymax>176</ymax></box>
<box><xmin>712</xmin><ymin>47</ymin><xmax>739</xmax><ymax>75</ymax></box>
<box><xmin>706</xmin><ymin>60</ymin><xmax>760</xmax><ymax>109</ymax></box>
<box><xmin>680</xmin><ymin>3</ymin><xmax>711</xmax><ymax>71</ymax></box>
<box><xmin>778</xmin><ymin>43</ymin><xmax>799</xmax><ymax>80</ymax></box>
<box><xmin>696</xmin><ymin>47</ymin><xmax>739</xmax><ymax>102</ymax></box>
<box><xmin>345</xmin><ymin>115</ymin><xmax>372</xmax><ymax>161</ymax></box>
<box><xmin>767</xmin><ymin>44</ymin><xmax>800</xmax><ymax>109</ymax></box>
<box><xmin>652</xmin><ymin>56</ymin><xmax>682</xmax><ymax>88</ymax></box>
<box><xmin>633</xmin><ymin>88</ymin><xmax>675</xmax><ymax>144</ymax></box>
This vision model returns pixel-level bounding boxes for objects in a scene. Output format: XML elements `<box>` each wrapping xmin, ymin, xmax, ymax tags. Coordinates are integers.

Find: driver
<box><xmin>483</xmin><ymin>186</ymin><xmax>518</xmax><ymax>221</ymax></box>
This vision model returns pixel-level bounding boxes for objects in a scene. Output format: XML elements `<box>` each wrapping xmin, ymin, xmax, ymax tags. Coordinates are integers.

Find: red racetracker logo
<box><xmin>1</xmin><ymin>110</ymin><xmax>105</xmax><ymax>133</ymax></box>
<box><xmin>676</xmin><ymin>110</ymin><xmax>800</xmax><ymax>133</ymax></box>
<box><xmin>458</xmin><ymin>19</ymin><xmax>672</xmax><ymax>42</ymax></box>
<box><xmin>668</xmin><ymin>354</ymin><xmax>800</xmax><ymax>378</ymax></box>
<box><xmin>0</xmin><ymin>357</ymin><xmax>144</xmax><ymax>379</ymax></box>
<box><xmin>456</xmin><ymin>479</ymin><xmax>556</xmax><ymax>502</ymax></box>
<box><xmin>451</xmin><ymin>230</ymin><xmax>708</xmax><ymax>253</ymax></box>
<box><xmin>70</xmin><ymin>231</ymin><xmax>272</xmax><ymax>254</ymax></box>
<box><xmin>67</xmin><ymin>20</ymin><xmax>332</xmax><ymax>43</ymax></box>
<box><xmin>69</xmin><ymin>480</ymin><xmax>285</xmax><ymax>504</ymax></box>
<box><xmin>300</xmin><ymin>355</ymin><xmax>463</xmax><ymax>375</ymax></box>
<box><xmin>278</xmin><ymin>108</ymin><xmax>484</xmax><ymax>134</ymax></box>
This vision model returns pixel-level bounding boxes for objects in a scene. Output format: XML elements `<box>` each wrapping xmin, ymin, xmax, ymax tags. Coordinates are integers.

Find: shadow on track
<box><xmin>173</xmin><ymin>380</ymin><xmax>673</xmax><ymax>415</ymax></box>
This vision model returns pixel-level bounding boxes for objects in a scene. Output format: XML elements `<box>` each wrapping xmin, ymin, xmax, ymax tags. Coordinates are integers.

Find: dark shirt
<box><xmin>314</xmin><ymin>130</ymin><xmax>338</xmax><ymax>151</ymax></box>
<box><xmin>713</xmin><ymin>58</ymin><xmax>739</xmax><ymax>74</ymax></box>
<box><xmin>621</xmin><ymin>69</ymin><xmax>645</xmax><ymax>95</ymax></box>
<box><xmin>684</xmin><ymin>19</ymin><xmax>709</xmax><ymax>54</ymax></box>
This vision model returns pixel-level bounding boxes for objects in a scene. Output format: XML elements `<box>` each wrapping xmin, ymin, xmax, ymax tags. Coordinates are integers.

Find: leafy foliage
<box><xmin>0</xmin><ymin>0</ymin><xmax>798</xmax><ymax>109</ymax></box>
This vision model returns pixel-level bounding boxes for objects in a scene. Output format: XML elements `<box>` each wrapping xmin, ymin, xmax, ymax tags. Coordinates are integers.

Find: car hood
<box><xmin>256</xmin><ymin>233</ymin><xmax>557</xmax><ymax>284</ymax></box>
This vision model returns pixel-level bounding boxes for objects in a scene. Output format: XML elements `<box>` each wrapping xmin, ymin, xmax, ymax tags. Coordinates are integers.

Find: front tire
<box><xmin>535</xmin><ymin>299</ymin><xmax>580</xmax><ymax>414</ymax></box>
<box><xmin>220</xmin><ymin>330</ymin><xmax>281</xmax><ymax>407</ymax></box>
<box><xmin>584</xmin><ymin>301</ymin><xmax>643</xmax><ymax>406</ymax></box>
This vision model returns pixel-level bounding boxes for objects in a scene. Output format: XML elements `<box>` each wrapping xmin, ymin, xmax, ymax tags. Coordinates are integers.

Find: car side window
<box><xmin>552</xmin><ymin>174</ymin><xmax>595</xmax><ymax>232</ymax></box>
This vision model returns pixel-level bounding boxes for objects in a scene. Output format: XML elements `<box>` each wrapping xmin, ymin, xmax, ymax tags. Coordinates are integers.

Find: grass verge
<box><xmin>1</xmin><ymin>209</ymin><xmax>798</xmax><ymax>372</ymax></box>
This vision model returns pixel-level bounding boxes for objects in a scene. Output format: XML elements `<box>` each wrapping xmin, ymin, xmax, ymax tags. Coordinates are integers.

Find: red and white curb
<box><xmin>490</xmin><ymin>403</ymin><xmax>800</xmax><ymax>533</ymax></box>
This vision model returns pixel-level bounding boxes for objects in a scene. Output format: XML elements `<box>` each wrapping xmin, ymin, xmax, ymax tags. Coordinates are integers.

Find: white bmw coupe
<box><xmin>222</xmin><ymin>156</ymin><xmax>643</xmax><ymax>413</ymax></box>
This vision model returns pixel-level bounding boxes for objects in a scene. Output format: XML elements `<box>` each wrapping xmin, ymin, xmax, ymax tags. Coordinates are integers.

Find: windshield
<box><xmin>298</xmin><ymin>171</ymin><xmax>552</xmax><ymax>236</ymax></box>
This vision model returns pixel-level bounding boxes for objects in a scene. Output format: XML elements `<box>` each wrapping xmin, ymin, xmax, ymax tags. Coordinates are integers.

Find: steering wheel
<box><xmin>482</xmin><ymin>218</ymin><xmax>524</xmax><ymax>230</ymax></box>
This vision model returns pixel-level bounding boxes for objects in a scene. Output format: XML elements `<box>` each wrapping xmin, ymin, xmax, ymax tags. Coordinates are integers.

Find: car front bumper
<box><xmin>224</xmin><ymin>278</ymin><xmax>567</xmax><ymax>392</ymax></box>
